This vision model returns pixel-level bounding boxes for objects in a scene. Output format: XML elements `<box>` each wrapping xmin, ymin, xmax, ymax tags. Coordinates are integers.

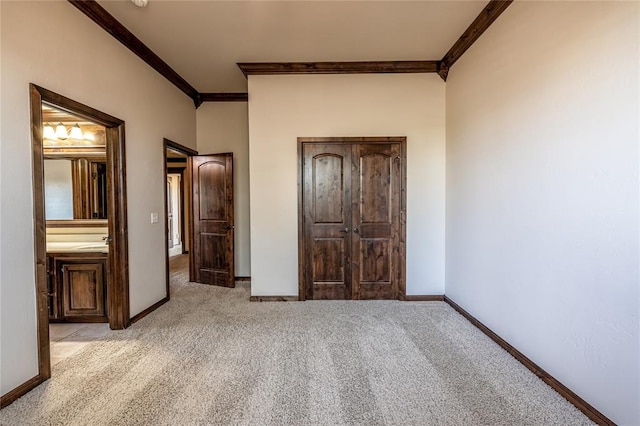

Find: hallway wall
<box><xmin>1</xmin><ymin>1</ymin><xmax>196</xmax><ymax>396</ymax></box>
<box><xmin>196</xmin><ymin>102</ymin><xmax>251</xmax><ymax>277</ymax></box>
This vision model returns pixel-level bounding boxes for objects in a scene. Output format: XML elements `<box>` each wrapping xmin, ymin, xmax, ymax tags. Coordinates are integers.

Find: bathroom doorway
<box><xmin>30</xmin><ymin>84</ymin><xmax>129</xmax><ymax>381</ymax></box>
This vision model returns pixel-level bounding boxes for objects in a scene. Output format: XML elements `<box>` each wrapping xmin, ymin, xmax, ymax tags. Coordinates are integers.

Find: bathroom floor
<box><xmin>49</xmin><ymin>323</ymin><xmax>111</xmax><ymax>366</ymax></box>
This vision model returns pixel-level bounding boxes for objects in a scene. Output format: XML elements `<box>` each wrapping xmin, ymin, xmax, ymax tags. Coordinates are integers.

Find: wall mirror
<box><xmin>42</xmin><ymin>103</ymin><xmax>108</xmax><ymax>226</ymax></box>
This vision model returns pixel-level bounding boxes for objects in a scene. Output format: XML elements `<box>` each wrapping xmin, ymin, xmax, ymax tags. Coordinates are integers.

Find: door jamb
<box><xmin>163</xmin><ymin>138</ymin><xmax>198</xmax><ymax>297</ymax></box>
<box><xmin>297</xmin><ymin>136</ymin><xmax>407</xmax><ymax>301</ymax></box>
<box><xmin>30</xmin><ymin>84</ymin><xmax>130</xmax><ymax>382</ymax></box>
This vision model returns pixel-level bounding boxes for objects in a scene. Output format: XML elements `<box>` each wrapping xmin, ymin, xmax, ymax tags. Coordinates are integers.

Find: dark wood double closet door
<box><xmin>299</xmin><ymin>137</ymin><xmax>406</xmax><ymax>300</ymax></box>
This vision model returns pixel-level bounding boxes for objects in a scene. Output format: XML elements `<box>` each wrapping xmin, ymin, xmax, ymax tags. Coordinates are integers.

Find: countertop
<box><xmin>46</xmin><ymin>242</ymin><xmax>109</xmax><ymax>254</ymax></box>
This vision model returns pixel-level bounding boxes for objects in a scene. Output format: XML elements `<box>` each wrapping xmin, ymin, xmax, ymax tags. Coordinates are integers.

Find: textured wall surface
<box><xmin>445</xmin><ymin>2</ymin><xmax>639</xmax><ymax>424</ymax></box>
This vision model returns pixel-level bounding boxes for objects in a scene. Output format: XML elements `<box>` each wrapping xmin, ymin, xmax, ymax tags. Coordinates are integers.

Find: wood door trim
<box><xmin>438</xmin><ymin>0</ymin><xmax>514</xmax><ymax>81</ymax></box>
<box><xmin>443</xmin><ymin>296</ymin><xmax>615</xmax><ymax>426</ymax></box>
<box><xmin>238</xmin><ymin>61</ymin><xmax>439</xmax><ymax>77</ymax></box>
<box><xmin>30</xmin><ymin>84</ymin><xmax>130</xmax><ymax>388</ymax></box>
<box><xmin>297</xmin><ymin>137</ymin><xmax>407</xmax><ymax>301</ymax></box>
<box><xmin>163</xmin><ymin>138</ymin><xmax>198</xmax><ymax>296</ymax></box>
<box><xmin>67</xmin><ymin>0</ymin><xmax>201</xmax><ymax>107</ymax></box>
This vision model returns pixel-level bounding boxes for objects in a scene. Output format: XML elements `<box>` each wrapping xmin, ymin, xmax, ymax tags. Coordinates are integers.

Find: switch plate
<box><xmin>150</xmin><ymin>212</ymin><xmax>159</xmax><ymax>223</ymax></box>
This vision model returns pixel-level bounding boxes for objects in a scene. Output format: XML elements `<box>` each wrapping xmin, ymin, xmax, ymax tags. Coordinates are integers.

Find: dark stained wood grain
<box><xmin>200</xmin><ymin>93</ymin><xmax>248</xmax><ymax>103</ymax></box>
<box><xmin>302</xmin><ymin>144</ymin><xmax>352</xmax><ymax>300</ymax></box>
<box><xmin>29</xmin><ymin>84</ymin><xmax>51</xmax><ymax>382</ymax></box>
<box><xmin>67</xmin><ymin>0</ymin><xmax>201</xmax><ymax>107</ymax></box>
<box><xmin>47</xmin><ymin>253</ymin><xmax>109</xmax><ymax>323</ymax></box>
<box><xmin>60</xmin><ymin>260</ymin><xmax>107</xmax><ymax>319</ymax></box>
<box><xmin>405</xmin><ymin>295</ymin><xmax>445</xmax><ymax>301</ymax></box>
<box><xmin>352</xmin><ymin>143</ymin><xmax>402</xmax><ymax>300</ymax></box>
<box><xmin>0</xmin><ymin>375</ymin><xmax>43</xmax><ymax>409</ymax></box>
<box><xmin>439</xmin><ymin>0</ymin><xmax>514</xmax><ymax>81</ymax></box>
<box><xmin>105</xmin><ymin>124</ymin><xmax>130</xmax><ymax>330</ymax></box>
<box><xmin>298</xmin><ymin>137</ymin><xmax>406</xmax><ymax>301</ymax></box>
<box><xmin>238</xmin><ymin>61</ymin><xmax>439</xmax><ymax>77</ymax></box>
<box><xmin>192</xmin><ymin>153</ymin><xmax>234</xmax><ymax>287</ymax></box>
<box><xmin>444</xmin><ymin>296</ymin><xmax>616</xmax><ymax>426</ymax></box>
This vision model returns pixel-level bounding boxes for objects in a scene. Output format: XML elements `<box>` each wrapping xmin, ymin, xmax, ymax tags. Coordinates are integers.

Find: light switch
<box><xmin>150</xmin><ymin>212</ymin><xmax>159</xmax><ymax>223</ymax></box>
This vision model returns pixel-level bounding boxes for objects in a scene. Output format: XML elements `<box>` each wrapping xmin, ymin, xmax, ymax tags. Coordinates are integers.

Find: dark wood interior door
<box><xmin>191</xmin><ymin>153</ymin><xmax>234</xmax><ymax>287</ymax></box>
<box><xmin>302</xmin><ymin>144</ymin><xmax>352</xmax><ymax>299</ymax></box>
<box><xmin>300</xmin><ymin>138</ymin><xmax>405</xmax><ymax>300</ymax></box>
<box><xmin>351</xmin><ymin>143</ymin><xmax>401</xmax><ymax>299</ymax></box>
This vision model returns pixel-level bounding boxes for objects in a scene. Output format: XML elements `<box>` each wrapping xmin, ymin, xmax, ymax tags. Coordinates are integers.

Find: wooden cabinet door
<box><xmin>61</xmin><ymin>261</ymin><xmax>106</xmax><ymax>318</ymax></box>
<box><xmin>351</xmin><ymin>143</ymin><xmax>402</xmax><ymax>299</ymax></box>
<box><xmin>191</xmin><ymin>153</ymin><xmax>234</xmax><ymax>287</ymax></box>
<box><xmin>302</xmin><ymin>144</ymin><xmax>352</xmax><ymax>299</ymax></box>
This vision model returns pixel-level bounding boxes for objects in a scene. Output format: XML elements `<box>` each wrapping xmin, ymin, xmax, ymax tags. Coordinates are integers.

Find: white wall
<box><xmin>0</xmin><ymin>1</ymin><xmax>196</xmax><ymax>396</ymax></box>
<box><xmin>44</xmin><ymin>159</ymin><xmax>74</xmax><ymax>220</ymax></box>
<box><xmin>196</xmin><ymin>102</ymin><xmax>250</xmax><ymax>276</ymax></box>
<box><xmin>445</xmin><ymin>2</ymin><xmax>639</xmax><ymax>424</ymax></box>
<box><xmin>248</xmin><ymin>74</ymin><xmax>445</xmax><ymax>297</ymax></box>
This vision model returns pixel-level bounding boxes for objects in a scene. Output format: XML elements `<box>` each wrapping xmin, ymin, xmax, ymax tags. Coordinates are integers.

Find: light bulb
<box><xmin>69</xmin><ymin>123</ymin><xmax>83</xmax><ymax>140</ymax></box>
<box><xmin>43</xmin><ymin>124</ymin><xmax>56</xmax><ymax>140</ymax></box>
<box><xmin>55</xmin><ymin>123</ymin><xmax>68</xmax><ymax>140</ymax></box>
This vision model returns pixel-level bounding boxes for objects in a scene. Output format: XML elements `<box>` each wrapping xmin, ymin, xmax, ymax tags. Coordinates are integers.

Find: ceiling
<box><xmin>96</xmin><ymin>1</ymin><xmax>488</xmax><ymax>92</ymax></box>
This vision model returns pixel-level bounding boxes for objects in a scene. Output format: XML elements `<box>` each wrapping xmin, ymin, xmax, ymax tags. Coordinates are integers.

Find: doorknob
<box><xmin>353</xmin><ymin>227</ymin><xmax>359</xmax><ymax>234</ymax></box>
<box><xmin>226</xmin><ymin>225</ymin><xmax>235</xmax><ymax>230</ymax></box>
<box><xmin>339</xmin><ymin>227</ymin><xmax>349</xmax><ymax>233</ymax></box>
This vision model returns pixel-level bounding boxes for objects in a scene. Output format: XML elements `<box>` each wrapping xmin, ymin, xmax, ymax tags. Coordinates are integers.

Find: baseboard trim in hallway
<box><xmin>443</xmin><ymin>296</ymin><xmax>615</xmax><ymax>426</ymax></box>
<box><xmin>0</xmin><ymin>375</ymin><xmax>43</xmax><ymax>409</ymax></box>
<box><xmin>130</xmin><ymin>297</ymin><xmax>170</xmax><ymax>324</ymax></box>
<box><xmin>249</xmin><ymin>295</ymin><xmax>298</xmax><ymax>302</ymax></box>
<box><xmin>405</xmin><ymin>295</ymin><xmax>445</xmax><ymax>301</ymax></box>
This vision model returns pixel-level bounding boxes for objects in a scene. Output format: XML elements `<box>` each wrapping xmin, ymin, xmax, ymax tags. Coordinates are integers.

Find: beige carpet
<box><xmin>0</xmin><ymin>258</ymin><xmax>592</xmax><ymax>425</ymax></box>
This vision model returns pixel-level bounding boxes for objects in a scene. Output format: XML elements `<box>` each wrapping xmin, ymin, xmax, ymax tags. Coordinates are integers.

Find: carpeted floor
<box><xmin>0</xmin><ymin>255</ymin><xmax>592</xmax><ymax>425</ymax></box>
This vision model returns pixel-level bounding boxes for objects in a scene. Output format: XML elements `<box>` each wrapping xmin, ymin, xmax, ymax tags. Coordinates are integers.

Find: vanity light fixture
<box><xmin>131</xmin><ymin>0</ymin><xmax>148</xmax><ymax>7</ymax></box>
<box><xmin>83</xmin><ymin>131</ymin><xmax>96</xmax><ymax>142</ymax></box>
<box><xmin>43</xmin><ymin>123</ymin><xmax>56</xmax><ymax>140</ymax></box>
<box><xmin>69</xmin><ymin>123</ymin><xmax>84</xmax><ymax>140</ymax></box>
<box><xmin>55</xmin><ymin>122</ymin><xmax>69</xmax><ymax>140</ymax></box>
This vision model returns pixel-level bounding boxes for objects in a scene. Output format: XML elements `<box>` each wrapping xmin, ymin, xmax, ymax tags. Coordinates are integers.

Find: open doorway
<box><xmin>30</xmin><ymin>84</ymin><xmax>129</xmax><ymax>382</ymax></box>
<box><xmin>163</xmin><ymin>139</ymin><xmax>196</xmax><ymax>296</ymax></box>
<box><xmin>163</xmin><ymin>140</ymin><xmax>236</xmax><ymax>294</ymax></box>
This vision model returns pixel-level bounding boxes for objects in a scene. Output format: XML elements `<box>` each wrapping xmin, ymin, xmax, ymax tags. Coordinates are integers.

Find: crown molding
<box><xmin>237</xmin><ymin>61</ymin><xmax>440</xmax><ymax>77</ymax></box>
<box><xmin>439</xmin><ymin>0</ymin><xmax>514</xmax><ymax>81</ymax></box>
<box><xmin>69</xmin><ymin>0</ymin><xmax>514</xmax><ymax>105</ymax></box>
<box><xmin>67</xmin><ymin>0</ymin><xmax>201</xmax><ymax>107</ymax></box>
<box><xmin>199</xmin><ymin>93</ymin><xmax>248</xmax><ymax>102</ymax></box>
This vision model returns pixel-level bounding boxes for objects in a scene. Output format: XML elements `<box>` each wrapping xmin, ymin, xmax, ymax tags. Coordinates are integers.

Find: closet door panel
<box><xmin>352</xmin><ymin>143</ymin><xmax>401</xmax><ymax>300</ymax></box>
<box><xmin>303</xmin><ymin>144</ymin><xmax>352</xmax><ymax>300</ymax></box>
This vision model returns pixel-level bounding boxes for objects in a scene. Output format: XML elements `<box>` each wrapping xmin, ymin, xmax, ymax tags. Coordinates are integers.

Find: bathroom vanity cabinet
<box><xmin>47</xmin><ymin>252</ymin><xmax>108</xmax><ymax>322</ymax></box>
